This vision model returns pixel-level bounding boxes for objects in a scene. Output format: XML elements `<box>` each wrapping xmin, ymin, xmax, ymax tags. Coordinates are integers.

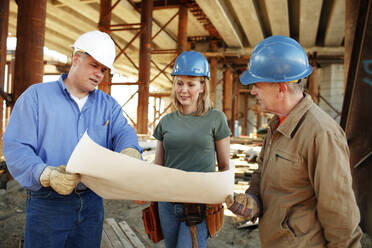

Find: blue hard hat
<box><xmin>240</xmin><ymin>35</ymin><xmax>312</xmax><ymax>85</ymax></box>
<box><xmin>171</xmin><ymin>51</ymin><xmax>210</xmax><ymax>78</ymax></box>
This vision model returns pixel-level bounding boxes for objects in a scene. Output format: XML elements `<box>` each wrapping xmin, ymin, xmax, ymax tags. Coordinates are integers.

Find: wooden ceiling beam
<box><xmin>195</xmin><ymin>0</ymin><xmax>243</xmax><ymax>47</ymax></box>
<box><xmin>134</xmin><ymin>0</ymin><xmax>184</xmax><ymax>10</ymax></box>
<box><xmin>324</xmin><ymin>0</ymin><xmax>345</xmax><ymax>46</ymax></box>
<box><xmin>230</xmin><ymin>0</ymin><xmax>264</xmax><ymax>47</ymax></box>
<box><xmin>299</xmin><ymin>0</ymin><xmax>323</xmax><ymax>47</ymax></box>
<box><xmin>265</xmin><ymin>0</ymin><xmax>290</xmax><ymax>36</ymax></box>
<box><xmin>203</xmin><ymin>46</ymin><xmax>344</xmax><ymax>58</ymax></box>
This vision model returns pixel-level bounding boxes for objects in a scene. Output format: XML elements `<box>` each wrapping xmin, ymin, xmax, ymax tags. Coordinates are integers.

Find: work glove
<box><xmin>225</xmin><ymin>193</ymin><xmax>261</xmax><ymax>220</ymax></box>
<box><xmin>40</xmin><ymin>165</ymin><xmax>80</xmax><ymax>195</ymax></box>
<box><xmin>120</xmin><ymin>147</ymin><xmax>141</xmax><ymax>159</ymax></box>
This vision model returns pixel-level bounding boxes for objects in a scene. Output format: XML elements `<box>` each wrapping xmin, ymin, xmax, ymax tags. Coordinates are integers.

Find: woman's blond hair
<box><xmin>171</xmin><ymin>76</ymin><xmax>212</xmax><ymax>116</ymax></box>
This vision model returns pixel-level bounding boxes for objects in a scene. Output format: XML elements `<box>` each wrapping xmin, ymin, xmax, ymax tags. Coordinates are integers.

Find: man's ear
<box><xmin>201</xmin><ymin>82</ymin><xmax>206</xmax><ymax>93</ymax></box>
<box><xmin>71</xmin><ymin>53</ymin><xmax>80</xmax><ymax>67</ymax></box>
<box><xmin>278</xmin><ymin>83</ymin><xmax>287</xmax><ymax>93</ymax></box>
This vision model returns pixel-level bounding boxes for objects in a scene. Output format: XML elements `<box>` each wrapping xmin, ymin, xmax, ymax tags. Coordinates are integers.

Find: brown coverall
<box><xmin>247</xmin><ymin>94</ymin><xmax>362</xmax><ymax>248</ymax></box>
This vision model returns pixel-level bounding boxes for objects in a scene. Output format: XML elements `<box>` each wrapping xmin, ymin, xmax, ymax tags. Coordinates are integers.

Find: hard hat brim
<box><xmin>240</xmin><ymin>67</ymin><xmax>313</xmax><ymax>85</ymax></box>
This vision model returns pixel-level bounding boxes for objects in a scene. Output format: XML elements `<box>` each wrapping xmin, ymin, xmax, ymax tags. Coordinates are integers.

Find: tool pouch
<box><xmin>205</xmin><ymin>203</ymin><xmax>224</xmax><ymax>237</ymax></box>
<box><xmin>142</xmin><ymin>202</ymin><xmax>164</xmax><ymax>243</ymax></box>
<box><xmin>180</xmin><ymin>203</ymin><xmax>204</xmax><ymax>227</ymax></box>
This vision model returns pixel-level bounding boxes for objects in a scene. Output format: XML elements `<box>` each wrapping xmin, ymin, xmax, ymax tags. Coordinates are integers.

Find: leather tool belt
<box><xmin>180</xmin><ymin>203</ymin><xmax>204</xmax><ymax>226</ymax></box>
<box><xmin>142</xmin><ymin>202</ymin><xmax>163</xmax><ymax>243</ymax></box>
<box><xmin>205</xmin><ymin>203</ymin><xmax>224</xmax><ymax>237</ymax></box>
<box><xmin>180</xmin><ymin>203</ymin><xmax>225</xmax><ymax>237</ymax></box>
<box><xmin>180</xmin><ymin>203</ymin><xmax>204</xmax><ymax>248</ymax></box>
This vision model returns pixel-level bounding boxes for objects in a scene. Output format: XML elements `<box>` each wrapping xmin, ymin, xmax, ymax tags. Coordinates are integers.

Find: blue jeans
<box><xmin>24</xmin><ymin>188</ymin><xmax>104</xmax><ymax>248</ymax></box>
<box><xmin>158</xmin><ymin>202</ymin><xmax>209</xmax><ymax>248</ymax></box>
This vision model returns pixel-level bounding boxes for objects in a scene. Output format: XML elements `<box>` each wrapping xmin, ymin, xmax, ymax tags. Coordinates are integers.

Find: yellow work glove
<box><xmin>40</xmin><ymin>165</ymin><xmax>80</xmax><ymax>195</ymax></box>
<box><xmin>225</xmin><ymin>193</ymin><xmax>261</xmax><ymax>219</ymax></box>
<box><xmin>120</xmin><ymin>147</ymin><xmax>141</xmax><ymax>159</ymax></box>
<box><xmin>40</xmin><ymin>166</ymin><xmax>56</xmax><ymax>187</ymax></box>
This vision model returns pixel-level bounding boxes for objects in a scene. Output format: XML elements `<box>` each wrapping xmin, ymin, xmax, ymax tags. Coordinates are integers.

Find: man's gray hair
<box><xmin>287</xmin><ymin>80</ymin><xmax>304</xmax><ymax>95</ymax></box>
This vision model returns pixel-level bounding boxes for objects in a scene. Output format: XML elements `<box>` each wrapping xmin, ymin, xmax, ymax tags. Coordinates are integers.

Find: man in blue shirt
<box><xmin>3</xmin><ymin>30</ymin><xmax>142</xmax><ymax>248</ymax></box>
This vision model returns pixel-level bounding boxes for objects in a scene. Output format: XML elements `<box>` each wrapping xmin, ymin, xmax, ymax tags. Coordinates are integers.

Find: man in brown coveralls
<box><xmin>226</xmin><ymin>35</ymin><xmax>362</xmax><ymax>248</ymax></box>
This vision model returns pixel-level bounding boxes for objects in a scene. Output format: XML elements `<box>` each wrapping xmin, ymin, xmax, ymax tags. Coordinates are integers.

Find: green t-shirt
<box><xmin>153</xmin><ymin>109</ymin><xmax>231</xmax><ymax>172</ymax></box>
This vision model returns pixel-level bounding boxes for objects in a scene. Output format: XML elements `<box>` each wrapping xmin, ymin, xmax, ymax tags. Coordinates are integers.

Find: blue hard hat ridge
<box><xmin>240</xmin><ymin>35</ymin><xmax>312</xmax><ymax>85</ymax></box>
<box><xmin>171</xmin><ymin>51</ymin><xmax>210</xmax><ymax>78</ymax></box>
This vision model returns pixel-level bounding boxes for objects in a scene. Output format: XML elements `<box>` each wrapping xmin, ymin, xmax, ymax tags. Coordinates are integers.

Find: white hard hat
<box><xmin>72</xmin><ymin>30</ymin><xmax>116</xmax><ymax>73</ymax></box>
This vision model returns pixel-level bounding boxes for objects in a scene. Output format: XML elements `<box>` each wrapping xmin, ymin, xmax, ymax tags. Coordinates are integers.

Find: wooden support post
<box><xmin>243</xmin><ymin>95</ymin><xmax>248</xmax><ymax>135</ymax></box>
<box><xmin>342</xmin><ymin>0</ymin><xmax>372</xmax><ymax>236</ymax></box>
<box><xmin>256</xmin><ymin>110</ymin><xmax>262</xmax><ymax>130</ymax></box>
<box><xmin>308</xmin><ymin>62</ymin><xmax>319</xmax><ymax>104</ymax></box>
<box><xmin>223</xmin><ymin>68</ymin><xmax>233</xmax><ymax>131</ymax></box>
<box><xmin>231</xmin><ymin>73</ymin><xmax>240</xmax><ymax>135</ymax></box>
<box><xmin>177</xmin><ymin>4</ymin><xmax>188</xmax><ymax>53</ymax></box>
<box><xmin>209</xmin><ymin>40</ymin><xmax>217</xmax><ymax>106</ymax></box>
<box><xmin>137</xmin><ymin>0</ymin><xmax>153</xmax><ymax>134</ymax></box>
<box><xmin>13</xmin><ymin>0</ymin><xmax>47</xmax><ymax>103</ymax></box>
<box><xmin>98</xmin><ymin>0</ymin><xmax>112</xmax><ymax>95</ymax></box>
<box><xmin>234</xmin><ymin>74</ymin><xmax>240</xmax><ymax>121</ymax></box>
<box><xmin>5</xmin><ymin>59</ymin><xmax>15</xmax><ymax>126</ymax></box>
<box><xmin>0</xmin><ymin>0</ymin><xmax>9</xmax><ymax>93</ymax></box>
<box><xmin>345</xmin><ymin>0</ymin><xmax>361</xmax><ymax>85</ymax></box>
<box><xmin>0</xmin><ymin>0</ymin><xmax>9</xmax><ymax>143</ymax></box>
<box><xmin>153</xmin><ymin>97</ymin><xmax>157</xmax><ymax>131</ymax></box>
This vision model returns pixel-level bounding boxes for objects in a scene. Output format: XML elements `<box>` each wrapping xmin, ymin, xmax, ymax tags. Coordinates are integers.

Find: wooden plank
<box><xmin>118</xmin><ymin>220</ymin><xmax>146</xmax><ymax>248</ymax></box>
<box><xmin>105</xmin><ymin>218</ymin><xmax>134</xmax><ymax>248</ymax></box>
<box><xmin>103</xmin><ymin>222</ymin><xmax>123</xmax><ymax>248</ymax></box>
<box><xmin>101</xmin><ymin>227</ymin><xmax>114</xmax><ymax>248</ymax></box>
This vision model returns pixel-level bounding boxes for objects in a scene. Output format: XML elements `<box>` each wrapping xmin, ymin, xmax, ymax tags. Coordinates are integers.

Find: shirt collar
<box><xmin>271</xmin><ymin>93</ymin><xmax>314</xmax><ymax>138</ymax></box>
<box><xmin>57</xmin><ymin>73</ymin><xmax>97</xmax><ymax>101</ymax></box>
<box><xmin>58</xmin><ymin>73</ymin><xmax>68</xmax><ymax>92</ymax></box>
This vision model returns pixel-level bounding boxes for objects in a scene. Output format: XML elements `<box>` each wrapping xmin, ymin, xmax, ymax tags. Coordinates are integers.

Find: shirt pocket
<box><xmin>269</xmin><ymin>149</ymin><xmax>305</xmax><ymax>189</ymax></box>
<box><xmin>88</xmin><ymin>125</ymin><xmax>108</xmax><ymax>148</ymax></box>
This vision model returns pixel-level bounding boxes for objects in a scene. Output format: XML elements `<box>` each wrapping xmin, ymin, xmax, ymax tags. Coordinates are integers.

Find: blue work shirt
<box><xmin>3</xmin><ymin>74</ymin><xmax>142</xmax><ymax>191</ymax></box>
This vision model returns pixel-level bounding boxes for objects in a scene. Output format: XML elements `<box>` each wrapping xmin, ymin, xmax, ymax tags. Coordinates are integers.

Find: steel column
<box><xmin>98</xmin><ymin>0</ymin><xmax>112</xmax><ymax>95</ymax></box>
<box><xmin>13</xmin><ymin>0</ymin><xmax>46</xmax><ymax>103</ymax></box>
<box><xmin>137</xmin><ymin>0</ymin><xmax>153</xmax><ymax>134</ymax></box>
<box><xmin>177</xmin><ymin>4</ymin><xmax>188</xmax><ymax>52</ymax></box>
<box><xmin>342</xmin><ymin>0</ymin><xmax>372</xmax><ymax>235</ymax></box>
